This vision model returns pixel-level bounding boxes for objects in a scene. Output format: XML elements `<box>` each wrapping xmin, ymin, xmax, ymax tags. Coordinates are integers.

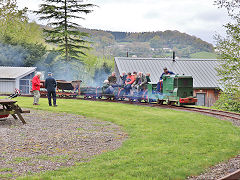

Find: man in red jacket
<box><xmin>32</xmin><ymin>72</ymin><xmax>42</xmax><ymax>105</ymax></box>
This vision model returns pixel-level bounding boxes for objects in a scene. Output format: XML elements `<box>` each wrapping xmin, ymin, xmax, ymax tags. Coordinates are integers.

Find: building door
<box><xmin>196</xmin><ymin>93</ymin><xmax>205</xmax><ymax>106</ymax></box>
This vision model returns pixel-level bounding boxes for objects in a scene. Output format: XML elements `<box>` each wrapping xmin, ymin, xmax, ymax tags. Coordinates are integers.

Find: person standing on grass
<box><xmin>45</xmin><ymin>72</ymin><xmax>57</xmax><ymax>107</ymax></box>
<box><xmin>32</xmin><ymin>72</ymin><xmax>42</xmax><ymax>105</ymax></box>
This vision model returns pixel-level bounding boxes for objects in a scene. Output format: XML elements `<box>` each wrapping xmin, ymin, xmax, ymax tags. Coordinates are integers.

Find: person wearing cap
<box><xmin>32</xmin><ymin>72</ymin><xmax>42</xmax><ymax>105</ymax></box>
<box><xmin>157</xmin><ymin>67</ymin><xmax>175</xmax><ymax>92</ymax></box>
<box><xmin>45</xmin><ymin>72</ymin><xmax>57</xmax><ymax>107</ymax></box>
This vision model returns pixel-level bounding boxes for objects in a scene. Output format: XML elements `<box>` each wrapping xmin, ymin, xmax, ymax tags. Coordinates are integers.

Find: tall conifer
<box><xmin>35</xmin><ymin>0</ymin><xmax>95</xmax><ymax>62</ymax></box>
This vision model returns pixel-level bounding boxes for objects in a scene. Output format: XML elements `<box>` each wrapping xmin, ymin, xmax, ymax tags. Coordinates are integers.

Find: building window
<box><xmin>19</xmin><ymin>72</ymin><xmax>35</xmax><ymax>94</ymax></box>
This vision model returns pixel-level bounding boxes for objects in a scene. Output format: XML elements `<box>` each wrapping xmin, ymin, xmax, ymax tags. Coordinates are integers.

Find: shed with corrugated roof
<box><xmin>114</xmin><ymin>57</ymin><xmax>221</xmax><ymax>107</ymax></box>
<box><xmin>0</xmin><ymin>66</ymin><xmax>36</xmax><ymax>95</ymax></box>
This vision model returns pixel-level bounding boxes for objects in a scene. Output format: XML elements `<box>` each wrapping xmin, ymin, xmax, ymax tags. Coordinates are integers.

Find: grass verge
<box><xmin>6</xmin><ymin>97</ymin><xmax>240</xmax><ymax>180</ymax></box>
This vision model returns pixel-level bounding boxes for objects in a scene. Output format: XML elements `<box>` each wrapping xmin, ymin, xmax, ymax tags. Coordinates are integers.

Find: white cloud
<box><xmin>16</xmin><ymin>0</ymin><xmax>231</xmax><ymax>44</ymax></box>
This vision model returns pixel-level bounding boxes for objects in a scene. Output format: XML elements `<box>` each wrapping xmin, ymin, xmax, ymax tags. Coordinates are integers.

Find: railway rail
<box><xmin>39</xmin><ymin>95</ymin><xmax>240</xmax><ymax>121</ymax></box>
<box><xmin>168</xmin><ymin>105</ymin><xmax>240</xmax><ymax>121</ymax></box>
<box><xmin>218</xmin><ymin>169</ymin><xmax>240</xmax><ymax>180</ymax></box>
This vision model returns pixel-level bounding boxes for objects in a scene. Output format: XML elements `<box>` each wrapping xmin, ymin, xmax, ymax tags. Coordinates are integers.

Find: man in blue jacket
<box><xmin>157</xmin><ymin>67</ymin><xmax>175</xmax><ymax>92</ymax></box>
<box><xmin>45</xmin><ymin>72</ymin><xmax>57</xmax><ymax>107</ymax></box>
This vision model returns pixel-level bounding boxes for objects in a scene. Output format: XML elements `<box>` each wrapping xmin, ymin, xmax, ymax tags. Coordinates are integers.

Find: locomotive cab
<box><xmin>163</xmin><ymin>75</ymin><xmax>197</xmax><ymax>105</ymax></box>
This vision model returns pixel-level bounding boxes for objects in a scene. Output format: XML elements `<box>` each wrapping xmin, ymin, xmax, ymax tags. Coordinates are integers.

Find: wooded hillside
<box><xmin>80</xmin><ymin>28</ymin><xmax>216</xmax><ymax>58</ymax></box>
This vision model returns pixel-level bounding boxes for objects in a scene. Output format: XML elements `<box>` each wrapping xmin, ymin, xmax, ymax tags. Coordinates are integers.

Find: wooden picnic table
<box><xmin>0</xmin><ymin>99</ymin><xmax>30</xmax><ymax>124</ymax></box>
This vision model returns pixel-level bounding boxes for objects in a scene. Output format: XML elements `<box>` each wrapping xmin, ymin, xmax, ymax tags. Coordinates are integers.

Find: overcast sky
<box><xmin>17</xmin><ymin>0</ymin><xmax>230</xmax><ymax>45</ymax></box>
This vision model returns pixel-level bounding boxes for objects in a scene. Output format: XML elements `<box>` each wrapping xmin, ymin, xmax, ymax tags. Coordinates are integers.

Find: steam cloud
<box><xmin>0</xmin><ymin>43</ymin><xmax>27</xmax><ymax>67</ymax></box>
<box><xmin>0</xmin><ymin>42</ymin><xmax>111</xmax><ymax>87</ymax></box>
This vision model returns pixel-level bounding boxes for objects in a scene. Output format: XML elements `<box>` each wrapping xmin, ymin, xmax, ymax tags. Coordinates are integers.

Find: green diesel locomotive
<box><xmin>147</xmin><ymin>75</ymin><xmax>197</xmax><ymax>106</ymax></box>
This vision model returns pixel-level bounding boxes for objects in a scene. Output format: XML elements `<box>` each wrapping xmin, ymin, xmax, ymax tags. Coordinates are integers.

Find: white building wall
<box><xmin>0</xmin><ymin>80</ymin><xmax>16</xmax><ymax>94</ymax></box>
<box><xmin>16</xmin><ymin>78</ymin><xmax>20</xmax><ymax>90</ymax></box>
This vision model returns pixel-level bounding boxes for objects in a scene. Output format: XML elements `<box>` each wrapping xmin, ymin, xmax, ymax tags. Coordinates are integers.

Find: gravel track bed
<box><xmin>0</xmin><ymin>109</ymin><xmax>127</xmax><ymax>179</ymax></box>
<box><xmin>188</xmin><ymin>117</ymin><xmax>240</xmax><ymax>180</ymax></box>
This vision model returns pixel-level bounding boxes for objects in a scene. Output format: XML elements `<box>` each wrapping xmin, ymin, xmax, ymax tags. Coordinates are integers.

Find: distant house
<box><xmin>0</xmin><ymin>66</ymin><xmax>36</xmax><ymax>95</ymax></box>
<box><xmin>162</xmin><ymin>48</ymin><xmax>172</xmax><ymax>52</ymax></box>
<box><xmin>114</xmin><ymin>57</ymin><xmax>221</xmax><ymax>107</ymax></box>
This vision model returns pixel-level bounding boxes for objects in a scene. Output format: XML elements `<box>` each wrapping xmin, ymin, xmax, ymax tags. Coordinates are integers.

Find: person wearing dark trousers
<box><xmin>45</xmin><ymin>72</ymin><xmax>57</xmax><ymax>107</ymax></box>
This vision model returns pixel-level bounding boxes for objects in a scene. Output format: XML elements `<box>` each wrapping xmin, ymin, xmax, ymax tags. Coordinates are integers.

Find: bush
<box><xmin>213</xmin><ymin>90</ymin><xmax>240</xmax><ymax>112</ymax></box>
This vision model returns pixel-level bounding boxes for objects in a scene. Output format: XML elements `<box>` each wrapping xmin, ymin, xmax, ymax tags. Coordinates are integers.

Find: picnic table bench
<box><xmin>0</xmin><ymin>99</ymin><xmax>30</xmax><ymax>124</ymax></box>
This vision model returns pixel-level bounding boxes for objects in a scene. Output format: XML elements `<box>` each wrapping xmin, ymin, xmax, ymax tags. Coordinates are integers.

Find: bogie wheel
<box><xmin>166</xmin><ymin>100</ymin><xmax>170</xmax><ymax>105</ymax></box>
<box><xmin>167</xmin><ymin>101</ymin><xmax>175</xmax><ymax>106</ymax></box>
<box><xmin>157</xmin><ymin>99</ymin><xmax>164</xmax><ymax>105</ymax></box>
<box><xmin>171</xmin><ymin>101</ymin><xmax>176</xmax><ymax>105</ymax></box>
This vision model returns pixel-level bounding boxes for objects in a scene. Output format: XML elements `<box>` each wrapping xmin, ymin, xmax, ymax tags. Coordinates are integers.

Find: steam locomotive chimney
<box><xmin>173</xmin><ymin>51</ymin><xmax>176</xmax><ymax>62</ymax></box>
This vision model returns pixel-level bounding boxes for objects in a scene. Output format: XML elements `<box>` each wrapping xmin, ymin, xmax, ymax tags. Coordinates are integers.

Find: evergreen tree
<box><xmin>35</xmin><ymin>0</ymin><xmax>95</xmax><ymax>62</ymax></box>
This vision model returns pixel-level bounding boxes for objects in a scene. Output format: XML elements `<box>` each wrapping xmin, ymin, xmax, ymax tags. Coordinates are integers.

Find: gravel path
<box><xmin>0</xmin><ymin>109</ymin><xmax>127</xmax><ymax>179</ymax></box>
<box><xmin>1</xmin><ymin>107</ymin><xmax>239</xmax><ymax>180</ymax></box>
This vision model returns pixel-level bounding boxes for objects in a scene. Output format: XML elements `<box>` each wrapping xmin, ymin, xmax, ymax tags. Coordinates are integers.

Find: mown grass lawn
<box><xmin>9</xmin><ymin>97</ymin><xmax>240</xmax><ymax>179</ymax></box>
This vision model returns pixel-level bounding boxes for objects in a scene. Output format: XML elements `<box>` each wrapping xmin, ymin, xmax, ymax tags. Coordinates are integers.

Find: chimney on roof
<box><xmin>173</xmin><ymin>51</ymin><xmax>176</xmax><ymax>62</ymax></box>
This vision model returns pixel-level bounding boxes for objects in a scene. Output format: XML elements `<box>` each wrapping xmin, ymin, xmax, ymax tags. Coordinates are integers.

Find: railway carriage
<box><xmin>39</xmin><ymin>80</ymin><xmax>81</xmax><ymax>97</ymax></box>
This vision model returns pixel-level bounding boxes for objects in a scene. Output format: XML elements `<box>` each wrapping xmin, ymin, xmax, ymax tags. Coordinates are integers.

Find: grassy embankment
<box><xmin>8</xmin><ymin>97</ymin><xmax>240</xmax><ymax>179</ymax></box>
<box><xmin>190</xmin><ymin>51</ymin><xmax>217</xmax><ymax>59</ymax></box>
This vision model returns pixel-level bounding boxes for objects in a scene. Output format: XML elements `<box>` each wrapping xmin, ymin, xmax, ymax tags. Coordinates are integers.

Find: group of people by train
<box><xmin>103</xmin><ymin>67</ymin><xmax>174</xmax><ymax>96</ymax></box>
<box><xmin>103</xmin><ymin>71</ymin><xmax>151</xmax><ymax>96</ymax></box>
<box><xmin>31</xmin><ymin>67</ymin><xmax>175</xmax><ymax>105</ymax></box>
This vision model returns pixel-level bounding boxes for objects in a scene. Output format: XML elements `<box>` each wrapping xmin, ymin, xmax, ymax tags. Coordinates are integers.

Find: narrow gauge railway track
<box><xmin>22</xmin><ymin>95</ymin><xmax>240</xmax><ymax>179</ymax></box>
<box><xmin>182</xmin><ymin>106</ymin><xmax>240</xmax><ymax>121</ymax></box>
<box><xmin>23</xmin><ymin>94</ymin><xmax>240</xmax><ymax>120</ymax></box>
<box><xmin>166</xmin><ymin>105</ymin><xmax>240</xmax><ymax>121</ymax></box>
<box><xmin>218</xmin><ymin>170</ymin><xmax>240</xmax><ymax>180</ymax></box>
<box><xmin>39</xmin><ymin>95</ymin><xmax>240</xmax><ymax>121</ymax></box>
